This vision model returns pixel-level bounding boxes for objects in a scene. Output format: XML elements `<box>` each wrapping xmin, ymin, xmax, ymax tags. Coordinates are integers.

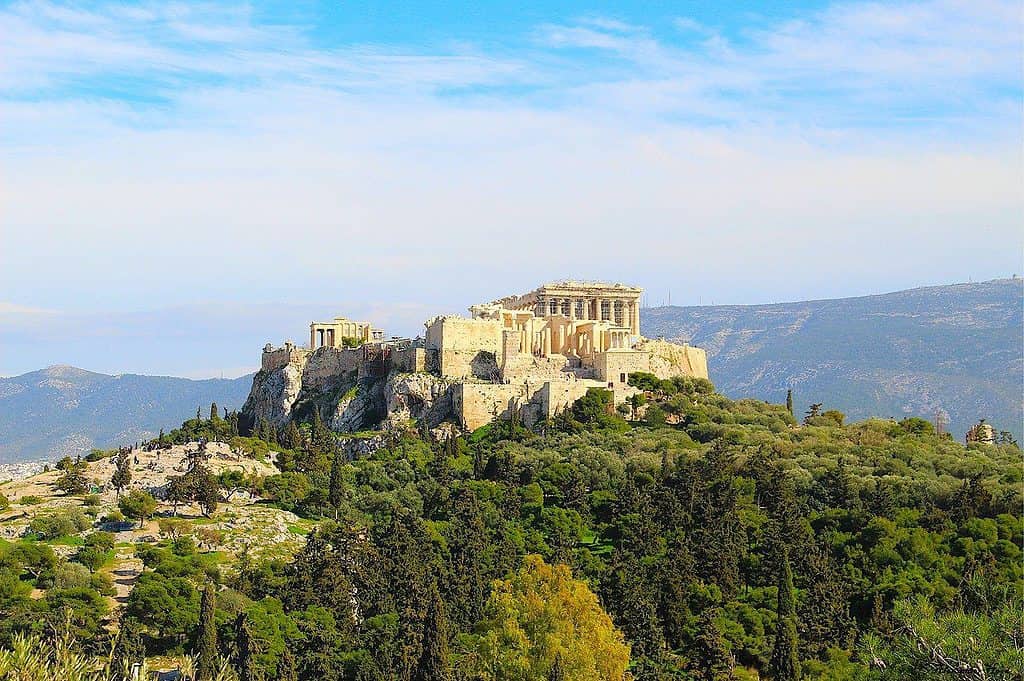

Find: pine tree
<box><xmin>158</xmin><ymin>428</ymin><xmax>166</xmax><ymax>445</ymax></box>
<box><xmin>415</xmin><ymin>584</ymin><xmax>451</xmax><ymax>681</ymax></box>
<box><xmin>197</xmin><ymin>583</ymin><xmax>218</xmax><ymax>681</ymax></box>
<box><xmin>328</xmin><ymin>446</ymin><xmax>344</xmax><ymax>516</ymax></box>
<box><xmin>769</xmin><ymin>545</ymin><xmax>801</xmax><ymax>681</ymax></box>
<box><xmin>688</xmin><ymin>609</ymin><xmax>733</xmax><ymax>681</ymax></box>
<box><xmin>786</xmin><ymin>389</ymin><xmax>794</xmax><ymax>416</ymax></box>
<box><xmin>197</xmin><ymin>406</ymin><xmax>203</xmax><ymax>422</ymax></box>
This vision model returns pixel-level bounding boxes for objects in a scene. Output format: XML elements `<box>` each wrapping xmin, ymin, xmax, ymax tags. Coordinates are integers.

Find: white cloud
<box><xmin>0</xmin><ymin>0</ymin><xmax>1020</xmax><ymax>379</ymax></box>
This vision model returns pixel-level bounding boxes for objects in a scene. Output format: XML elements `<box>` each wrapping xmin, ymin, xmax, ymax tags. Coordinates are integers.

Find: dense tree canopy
<box><xmin>0</xmin><ymin>376</ymin><xmax>1020</xmax><ymax>680</ymax></box>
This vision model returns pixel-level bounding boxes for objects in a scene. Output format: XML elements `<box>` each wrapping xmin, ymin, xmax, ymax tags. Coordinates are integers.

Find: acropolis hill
<box><xmin>241</xmin><ymin>281</ymin><xmax>708</xmax><ymax>437</ymax></box>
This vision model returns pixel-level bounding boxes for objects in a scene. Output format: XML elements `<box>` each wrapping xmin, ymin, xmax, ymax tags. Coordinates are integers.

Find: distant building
<box><xmin>965</xmin><ymin>419</ymin><xmax>995</xmax><ymax>444</ymax></box>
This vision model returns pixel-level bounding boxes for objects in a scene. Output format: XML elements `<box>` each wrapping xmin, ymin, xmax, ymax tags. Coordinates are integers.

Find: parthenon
<box><xmin>494</xmin><ymin>281</ymin><xmax>642</xmax><ymax>335</ymax></box>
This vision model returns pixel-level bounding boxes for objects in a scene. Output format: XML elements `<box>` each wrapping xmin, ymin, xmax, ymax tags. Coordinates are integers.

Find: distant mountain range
<box><xmin>641</xmin><ymin>278</ymin><xmax>1022</xmax><ymax>441</ymax></box>
<box><xmin>0</xmin><ymin>366</ymin><xmax>253</xmax><ymax>463</ymax></box>
<box><xmin>1</xmin><ymin>279</ymin><xmax>1019</xmax><ymax>463</ymax></box>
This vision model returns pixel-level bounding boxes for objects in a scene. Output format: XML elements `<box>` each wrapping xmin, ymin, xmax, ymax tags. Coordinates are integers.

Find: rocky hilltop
<box><xmin>242</xmin><ymin>346</ymin><xmax>455</xmax><ymax>435</ymax></box>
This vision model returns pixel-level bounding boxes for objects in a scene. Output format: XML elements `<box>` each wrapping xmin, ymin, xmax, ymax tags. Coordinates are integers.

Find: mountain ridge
<box><xmin>1</xmin><ymin>279</ymin><xmax>1019</xmax><ymax>463</ymax></box>
<box><xmin>641</xmin><ymin>277</ymin><xmax>1022</xmax><ymax>441</ymax></box>
<box><xmin>0</xmin><ymin>367</ymin><xmax>253</xmax><ymax>463</ymax></box>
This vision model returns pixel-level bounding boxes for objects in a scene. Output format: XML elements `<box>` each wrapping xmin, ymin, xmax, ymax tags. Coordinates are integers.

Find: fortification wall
<box><xmin>391</xmin><ymin>347</ymin><xmax>428</xmax><ymax>373</ymax></box>
<box><xmin>593</xmin><ymin>350</ymin><xmax>654</xmax><ymax>386</ymax></box>
<box><xmin>426</xmin><ymin>317</ymin><xmax>504</xmax><ymax>380</ymax></box>
<box><xmin>454</xmin><ymin>382</ymin><xmax>541</xmax><ymax>430</ymax></box>
<box><xmin>261</xmin><ymin>345</ymin><xmax>309</xmax><ymax>372</ymax></box>
<box><xmin>539</xmin><ymin>379</ymin><xmax>607</xmax><ymax>420</ymax></box>
<box><xmin>301</xmin><ymin>347</ymin><xmax>363</xmax><ymax>393</ymax></box>
<box><xmin>501</xmin><ymin>354</ymin><xmax>575</xmax><ymax>382</ymax></box>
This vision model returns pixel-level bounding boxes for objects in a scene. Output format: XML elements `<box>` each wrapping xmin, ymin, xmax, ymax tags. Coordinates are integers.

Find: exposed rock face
<box><xmin>384</xmin><ymin>372</ymin><xmax>455</xmax><ymax>429</ymax></box>
<box><xmin>330</xmin><ymin>378</ymin><xmax>386</xmax><ymax>432</ymax></box>
<box><xmin>242</xmin><ymin>346</ymin><xmax>458</xmax><ymax>438</ymax></box>
<box><xmin>241</xmin><ymin>361</ymin><xmax>303</xmax><ymax>429</ymax></box>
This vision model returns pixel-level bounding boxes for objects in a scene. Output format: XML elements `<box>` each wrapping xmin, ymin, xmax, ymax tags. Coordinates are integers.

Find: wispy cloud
<box><xmin>0</xmin><ymin>0</ymin><xmax>1019</xmax><ymax>377</ymax></box>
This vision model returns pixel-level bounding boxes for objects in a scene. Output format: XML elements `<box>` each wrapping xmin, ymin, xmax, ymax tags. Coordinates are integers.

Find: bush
<box><xmin>84</xmin><ymin>448</ymin><xmax>114</xmax><ymax>462</ymax></box>
<box><xmin>18</xmin><ymin>495</ymin><xmax>44</xmax><ymax>506</ymax></box>
<box><xmin>28</xmin><ymin>508</ymin><xmax>92</xmax><ymax>540</ymax></box>
<box><xmin>53</xmin><ymin>561</ymin><xmax>92</xmax><ymax>590</ymax></box>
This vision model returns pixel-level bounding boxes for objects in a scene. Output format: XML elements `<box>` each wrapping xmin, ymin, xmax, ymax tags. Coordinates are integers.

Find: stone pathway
<box><xmin>110</xmin><ymin>553</ymin><xmax>143</xmax><ymax>606</ymax></box>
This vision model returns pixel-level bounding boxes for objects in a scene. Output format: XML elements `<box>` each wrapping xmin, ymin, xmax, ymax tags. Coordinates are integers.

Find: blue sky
<box><xmin>1</xmin><ymin>0</ymin><xmax>1021</xmax><ymax>377</ymax></box>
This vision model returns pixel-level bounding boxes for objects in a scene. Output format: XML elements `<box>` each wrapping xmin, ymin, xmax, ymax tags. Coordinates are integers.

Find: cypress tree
<box><xmin>786</xmin><ymin>389</ymin><xmax>794</xmax><ymax>416</ymax></box>
<box><xmin>688</xmin><ymin>609</ymin><xmax>733</xmax><ymax>681</ymax></box>
<box><xmin>328</xmin><ymin>446</ymin><xmax>344</xmax><ymax>516</ymax></box>
<box><xmin>111</xmin><ymin>449</ymin><xmax>132</xmax><ymax>498</ymax></box>
<box><xmin>769</xmin><ymin>545</ymin><xmax>801</xmax><ymax>681</ymax></box>
<box><xmin>210</xmin><ymin>402</ymin><xmax>219</xmax><ymax>422</ymax></box>
<box><xmin>197</xmin><ymin>583</ymin><xmax>218</xmax><ymax>681</ymax></box>
<box><xmin>111</xmin><ymin>614</ymin><xmax>146</xmax><ymax>676</ymax></box>
<box><xmin>235</xmin><ymin>612</ymin><xmax>257</xmax><ymax>681</ymax></box>
<box><xmin>277</xmin><ymin>646</ymin><xmax>297</xmax><ymax>681</ymax></box>
<box><xmin>283</xmin><ymin>421</ymin><xmax>303</xmax><ymax>450</ymax></box>
<box><xmin>310</xmin><ymin>410</ymin><xmax>330</xmax><ymax>453</ymax></box>
<box><xmin>415</xmin><ymin>584</ymin><xmax>451</xmax><ymax>681</ymax></box>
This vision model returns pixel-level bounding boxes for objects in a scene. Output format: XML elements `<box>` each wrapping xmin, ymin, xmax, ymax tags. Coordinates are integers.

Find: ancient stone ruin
<box><xmin>242</xmin><ymin>280</ymin><xmax>708</xmax><ymax>434</ymax></box>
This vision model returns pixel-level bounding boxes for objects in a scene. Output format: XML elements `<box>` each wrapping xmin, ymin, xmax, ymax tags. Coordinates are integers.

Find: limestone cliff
<box><xmin>241</xmin><ymin>347</ymin><xmax>457</xmax><ymax>435</ymax></box>
<box><xmin>240</xmin><ymin>360</ymin><xmax>304</xmax><ymax>429</ymax></box>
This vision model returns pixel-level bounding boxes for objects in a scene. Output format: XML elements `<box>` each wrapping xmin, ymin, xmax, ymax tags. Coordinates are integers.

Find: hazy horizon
<box><xmin>2</xmin><ymin>276</ymin><xmax>1019</xmax><ymax>379</ymax></box>
<box><xmin>2</xmin><ymin>0</ymin><xmax>1021</xmax><ymax>377</ymax></box>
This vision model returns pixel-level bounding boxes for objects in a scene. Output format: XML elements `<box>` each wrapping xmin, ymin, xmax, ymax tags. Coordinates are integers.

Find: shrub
<box><xmin>85</xmin><ymin>448</ymin><xmax>114</xmax><ymax>462</ymax></box>
<box><xmin>28</xmin><ymin>508</ymin><xmax>92</xmax><ymax>540</ymax></box>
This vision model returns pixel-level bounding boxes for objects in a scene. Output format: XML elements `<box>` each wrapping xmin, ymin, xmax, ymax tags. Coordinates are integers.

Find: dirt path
<box><xmin>109</xmin><ymin>552</ymin><xmax>144</xmax><ymax>609</ymax></box>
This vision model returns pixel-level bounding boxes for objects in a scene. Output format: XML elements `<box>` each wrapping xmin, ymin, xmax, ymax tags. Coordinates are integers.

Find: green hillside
<box><xmin>1</xmin><ymin>379</ymin><xmax>1019</xmax><ymax>680</ymax></box>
